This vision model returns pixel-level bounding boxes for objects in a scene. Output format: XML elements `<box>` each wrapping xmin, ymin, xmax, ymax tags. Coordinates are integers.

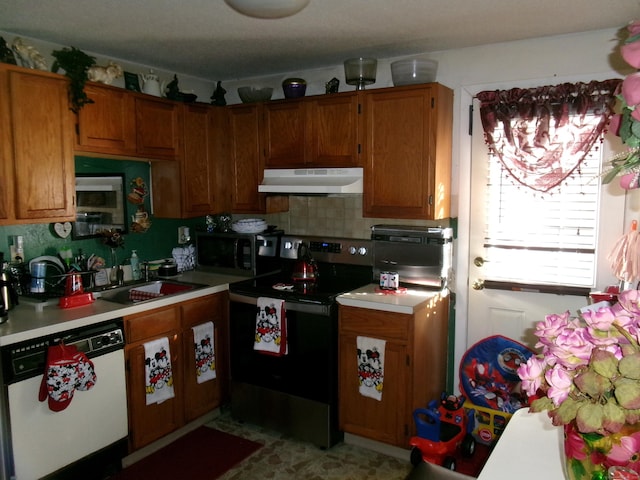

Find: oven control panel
<box><xmin>280</xmin><ymin>235</ymin><xmax>372</xmax><ymax>266</ymax></box>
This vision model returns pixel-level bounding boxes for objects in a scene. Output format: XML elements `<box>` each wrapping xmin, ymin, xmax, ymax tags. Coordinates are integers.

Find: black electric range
<box><xmin>227</xmin><ymin>234</ymin><xmax>373</xmax><ymax>449</ymax></box>
<box><xmin>228</xmin><ymin>235</ymin><xmax>374</xmax><ymax>306</ymax></box>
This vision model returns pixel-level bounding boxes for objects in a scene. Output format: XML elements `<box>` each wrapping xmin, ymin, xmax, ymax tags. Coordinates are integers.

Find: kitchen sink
<box><xmin>96</xmin><ymin>279</ymin><xmax>209</xmax><ymax>305</ymax></box>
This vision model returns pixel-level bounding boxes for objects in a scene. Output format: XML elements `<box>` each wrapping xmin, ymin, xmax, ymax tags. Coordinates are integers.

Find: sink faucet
<box><xmin>142</xmin><ymin>262</ymin><xmax>150</xmax><ymax>282</ymax></box>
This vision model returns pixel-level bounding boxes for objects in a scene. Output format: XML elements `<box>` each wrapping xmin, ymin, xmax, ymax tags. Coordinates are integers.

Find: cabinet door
<box><xmin>263</xmin><ymin>100</ymin><xmax>306</xmax><ymax>167</ymax></box>
<box><xmin>228</xmin><ymin>105</ymin><xmax>265</xmax><ymax>213</ymax></box>
<box><xmin>135</xmin><ymin>96</ymin><xmax>182</xmax><ymax>159</ymax></box>
<box><xmin>76</xmin><ymin>82</ymin><xmax>136</xmax><ymax>155</ymax></box>
<box><xmin>182</xmin><ymin>104</ymin><xmax>214</xmax><ymax>216</ymax></box>
<box><xmin>126</xmin><ymin>333</ymin><xmax>183</xmax><ymax>450</ymax></box>
<box><xmin>308</xmin><ymin>92</ymin><xmax>360</xmax><ymax>167</ymax></box>
<box><xmin>362</xmin><ymin>84</ymin><xmax>452</xmax><ymax>219</ymax></box>
<box><xmin>339</xmin><ymin>333</ymin><xmax>408</xmax><ymax>446</ymax></box>
<box><xmin>181</xmin><ymin>294</ymin><xmax>228</xmax><ymax>422</ymax></box>
<box><xmin>4</xmin><ymin>67</ymin><xmax>75</xmax><ymax>222</ymax></box>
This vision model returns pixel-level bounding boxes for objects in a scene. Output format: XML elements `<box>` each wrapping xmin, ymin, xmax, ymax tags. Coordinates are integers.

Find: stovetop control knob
<box><xmin>348</xmin><ymin>246</ymin><xmax>357</xmax><ymax>255</ymax></box>
<box><xmin>357</xmin><ymin>247</ymin><xmax>368</xmax><ymax>256</ymax></box>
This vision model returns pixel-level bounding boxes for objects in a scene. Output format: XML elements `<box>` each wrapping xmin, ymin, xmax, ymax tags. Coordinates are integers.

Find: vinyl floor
<box><xmin>206</xmin><ymin>408</ymin><xmax>413</xmax><ymax>480</ymax></box>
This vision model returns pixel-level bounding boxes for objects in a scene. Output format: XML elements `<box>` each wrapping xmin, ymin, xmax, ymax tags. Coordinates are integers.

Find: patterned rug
<box><xmin>110</xmin><ymin>426</ymin><xmax>263</xmax><ymax>479</ymax></box>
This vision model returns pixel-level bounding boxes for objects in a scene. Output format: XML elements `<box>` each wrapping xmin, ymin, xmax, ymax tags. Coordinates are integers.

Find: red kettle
<box><xmin>291</xmin><ymin>242</ymin><xmax>318</xmax><ymax>282</ymax></box>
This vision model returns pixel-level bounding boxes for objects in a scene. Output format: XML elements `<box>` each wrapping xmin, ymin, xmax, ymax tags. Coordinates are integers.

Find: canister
<box><xmin>30</xmin><ymin>262</ymin><xmax>46</xmax><ymax>293</ymax></box>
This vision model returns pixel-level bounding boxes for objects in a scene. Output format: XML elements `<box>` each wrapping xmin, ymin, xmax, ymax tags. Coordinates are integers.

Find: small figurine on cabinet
<box><xmin>165</xmin><ymin>74</ymin><xmax>180</xmax><ymax>100</ymax></box>
<box><xmin>11</xmin><ymin>37</ymin><xmax>47</xmax><ymax>70</ymax></box>
<box><xmin>211</xmin><ymin>81</ymin><xmax>227</xmax><ymax>106</ymax></box>
<box><xmin>0</xmin><ymin>37</ymin><xmax>16</xmax><ymax>65</ymax></box>
<box><xmin>325</xmin><ymin>77</ymin><xmax>340</xmax><ymax>94</ymax></box>
<box><xmin>87</xmin><ymin>61</ymin><xmax>123</xmax><ymax>85</ymax></box>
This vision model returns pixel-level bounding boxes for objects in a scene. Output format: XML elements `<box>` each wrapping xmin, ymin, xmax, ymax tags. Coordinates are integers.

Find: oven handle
<box><xmin>229</xmin><ymin>292</ymin><xmax>333</xmax><ymax>316</ymax></box>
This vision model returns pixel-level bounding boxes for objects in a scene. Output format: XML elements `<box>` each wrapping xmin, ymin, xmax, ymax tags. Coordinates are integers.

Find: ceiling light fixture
<box><xmin>224</xmin><ymin>0</ymin><xmax>310</xmax><ymax>19</ymax></box>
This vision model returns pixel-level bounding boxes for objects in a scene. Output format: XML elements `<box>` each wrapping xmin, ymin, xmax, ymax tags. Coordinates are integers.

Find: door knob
<box><xmin>472</xmin><ymin>279</ymin><xmax>485</xmax><ymax>290</ymax></box>
<box><xmin>474</xmin><ymin>257</ymin><xmax>487</xmax><ymax>267</ymax></box>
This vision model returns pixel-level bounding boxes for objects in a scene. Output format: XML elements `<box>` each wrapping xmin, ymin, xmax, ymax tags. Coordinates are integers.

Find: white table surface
<box><xmin>477</xmin><ymin>408</ymin><xmax>564</xmax><ymax>479</ymax></box>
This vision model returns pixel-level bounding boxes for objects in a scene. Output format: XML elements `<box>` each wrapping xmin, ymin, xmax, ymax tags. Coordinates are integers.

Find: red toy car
<box><xmin>409</xmin><ymin>392</ymin><xmax>476</xmax><ymax>470</ymax></box>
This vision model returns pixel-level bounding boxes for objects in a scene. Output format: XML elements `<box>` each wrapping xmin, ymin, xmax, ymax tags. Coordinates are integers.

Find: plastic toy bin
<box><xmin>459</xmin><ymin>335</ymin><xmax>534</xmax><ymax>446</ymax></box>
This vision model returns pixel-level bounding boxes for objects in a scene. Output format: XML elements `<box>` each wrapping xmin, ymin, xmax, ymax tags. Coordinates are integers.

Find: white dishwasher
<box><xmin>1</xmin><ymin>320</ymin><xmax>128</xmax><ymax>480</ymax></box>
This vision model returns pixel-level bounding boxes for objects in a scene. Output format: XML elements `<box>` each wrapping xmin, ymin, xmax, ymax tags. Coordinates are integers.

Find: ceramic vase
<box><xmin>563</xmin><ymin>421</ymin><xmax>640</xmax><ymax>480</ymax></box>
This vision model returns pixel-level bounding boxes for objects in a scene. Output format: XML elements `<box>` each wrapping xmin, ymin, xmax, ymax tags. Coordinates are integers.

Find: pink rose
<box><xmin>545</xmin><ymin>365</ymin><xmax>573</xmax><ymax>406</ymax></box>
<box><xmin>621</xmin><ymin>40</ymin><xmax>640</xmax><ymax>69</ymax></box>
<box><xmin>582</xmin><ymin>306</ymin><xmax>617</xmax><ymax>331</ymax></box>
<box><xmin>628</xmin><ymin>20</ymin><xmax>640</xmax><ymax>36</ymax></box>
<box><xmin>622</xmin><ymin>73</ymin><xmax>640</xmax><ymax>109</ymax></box>
<box><xmin>619</xmin><ymin>172</ymin><xmax>640</xmax><ymax>190</ymax></box>
<box><xmin>517</xmin><ymin>356</ymin><xmax>547</xmax><ymax>396</ymax></box>
<box><xmin>550</xmin><ymin>326</ymin><xmax>594</xmax><ymax>368</ymax></box>
<box><xmin>534</xmin><ymin>311</ymin><xmax>572</xmax><ymax>347</ymax></box>
<box><xmin>616</xmin><ymin>290</ymin><xmax>640</xmax><ymax>317</ymax></box>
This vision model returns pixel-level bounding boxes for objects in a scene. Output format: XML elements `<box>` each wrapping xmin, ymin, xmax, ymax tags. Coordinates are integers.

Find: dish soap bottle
<box><xmin>131</xmin><ymin>250</ymin><xmax>141</xmax><ymax>281</ymax></box>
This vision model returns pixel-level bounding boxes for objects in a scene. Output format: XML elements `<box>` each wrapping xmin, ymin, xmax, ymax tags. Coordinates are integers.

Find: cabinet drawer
<box><xmin>339</xmin><ymin>306</ymin><xmax>410</xmax><ymax>341</ymax></box>
<box><xmin>125</xmin><ymin>305</ymin><xmax>180</xmax><ymax>344</ymax></box>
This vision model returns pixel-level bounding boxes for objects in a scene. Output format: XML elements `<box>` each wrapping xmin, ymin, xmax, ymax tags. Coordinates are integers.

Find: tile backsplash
<box><xmin>254</xmin><ymin>195</ymin><xmax>450</xmax><ymax>239</ymax></box>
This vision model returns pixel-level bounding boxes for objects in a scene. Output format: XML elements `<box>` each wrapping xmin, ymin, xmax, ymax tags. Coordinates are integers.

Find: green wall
<box><xmin>0</xmin><ymin>157</ymin><xmax>203</xmax><ymax>266</ymax></box>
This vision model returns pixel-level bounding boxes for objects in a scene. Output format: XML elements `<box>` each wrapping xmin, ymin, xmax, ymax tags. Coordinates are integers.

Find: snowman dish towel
<box><xmin>356</xmin><ymin>336</ymin><xmax>386</xmax><ymax>401</ymax></box>
<box><xmin>144</xmin><ymin>337</ymin><xmax>175</xmax><ymax>405</ymax></box>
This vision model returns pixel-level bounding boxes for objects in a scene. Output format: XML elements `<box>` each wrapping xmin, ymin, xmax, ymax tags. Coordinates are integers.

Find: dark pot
<box><xmin>158</xmin><ymin>261</ymin><xmax>178</xmax><ymax>277</ymax></box>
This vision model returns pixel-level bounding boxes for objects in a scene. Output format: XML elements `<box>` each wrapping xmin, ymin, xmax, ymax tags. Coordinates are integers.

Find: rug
<box><xmin>111</xmin><ymin>426</ymin><xmax>263</xmax><ymax>480</ymax></box>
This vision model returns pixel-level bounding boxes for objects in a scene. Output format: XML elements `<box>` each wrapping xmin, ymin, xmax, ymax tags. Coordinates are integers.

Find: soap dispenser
<box><xmin>131</xmin><ymin>250</ymin><xmax>141</xmax><ymax>281</ymax></box>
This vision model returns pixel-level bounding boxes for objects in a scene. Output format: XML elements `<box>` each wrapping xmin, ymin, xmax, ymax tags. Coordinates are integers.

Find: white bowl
<box><xmin>391</xmin><ymin>59</ymin><xmax>438</xmax><ymax>86</ymax></box>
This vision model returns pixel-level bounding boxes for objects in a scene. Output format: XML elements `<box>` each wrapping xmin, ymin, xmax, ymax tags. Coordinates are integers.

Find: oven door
<box><xmin>229</xmin><ymin>295</ymin><xmax>337</xmax><ymax>403</ymax></box>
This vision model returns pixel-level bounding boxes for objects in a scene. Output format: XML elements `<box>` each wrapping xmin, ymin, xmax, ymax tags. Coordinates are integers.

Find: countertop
<box><xmin>0</xmin><ymin>271</ymin><xmax>246</xmax><ymax>346</ymax></box>
<box><xmin>477</xmin><ymin>408</ymin><xmax>563</xmax><ymax>479</ymax></box>
<box><xmin>337</xmin><ymin>283</ymin><xmax>446</xmax><ymax>314</ymax></box>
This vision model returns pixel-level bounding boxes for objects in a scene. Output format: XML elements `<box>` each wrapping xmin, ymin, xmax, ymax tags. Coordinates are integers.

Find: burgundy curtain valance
<box><xmin>477</xmin><ymin>79</ymin><xmax>621</xmax><ymax>192</ymax></box>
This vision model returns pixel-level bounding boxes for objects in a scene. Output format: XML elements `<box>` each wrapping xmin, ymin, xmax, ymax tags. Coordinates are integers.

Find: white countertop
<box><xmin>0</xmin><ymin>271</ymin><xmax>246</xmax><ymax>346</ymax></box>
<box><xmin>337</xmin><ymin>283</ymin><xmax>446</xmax><ymax>314</ymax></box>
<box><xmin>477</xmin><ymin>408</ymin><xmax>564</xmax><ymax>479</ymax></box>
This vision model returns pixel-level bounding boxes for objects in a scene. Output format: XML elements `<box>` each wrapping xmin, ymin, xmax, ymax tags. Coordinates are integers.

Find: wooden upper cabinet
<box><xmin>0</xmin><ymin>65</ymin><xmax>75</xmax><ymax>224</ymax></box>
<box><xmin>263</xmin><ymin>99</ymin><xmax>306</xmax><ymax>167</ymax></box>
<box><xmin>263</xmin><ymin>92</ymin><xmax>360</xmax><ymax>168</ymax></box>
<box><xmin>308</xmin><ymin>92</ymin><xmax>360</xmax><ymax>167</ymax></box>
<box><xmin>135</xmin><ymin>96</ymin><xmax>182</xmax><ymax>160</ymax></box>
<box><xmin>182</xmin><ymin>104</ymin><xmax>213</xmax><ymax>215</ymax></box>
<box><xmin>181</xmin><ymin>104</ymin><xmax>230</xmax><ymax>216</ymax></box>
<box><xmin>75</xmin><ymin>82</ymin><xmax>136</xmax><ymax>155</ymax></box>
<box><xmin>362</xmin><ymin>83</ymin><xmax>453</xmax><ymax>220</ymax></box>
<box><xmin>228</xmin><ymin>104</ymin><xmax>265</xmax><ymax>213</ymax></box>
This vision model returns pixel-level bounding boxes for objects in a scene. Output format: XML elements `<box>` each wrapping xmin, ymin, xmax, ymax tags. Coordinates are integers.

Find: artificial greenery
<box><xmin>51</xmin><ymin>46</ymin><xmax>96</xmax><ymax>113</ymax></box>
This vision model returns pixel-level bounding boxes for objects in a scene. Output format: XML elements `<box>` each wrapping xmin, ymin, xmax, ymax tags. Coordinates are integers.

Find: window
<box><xmin>483</xmin><ymin>141</ymin><xmax>602</xmax><ymax>288</ymax></box>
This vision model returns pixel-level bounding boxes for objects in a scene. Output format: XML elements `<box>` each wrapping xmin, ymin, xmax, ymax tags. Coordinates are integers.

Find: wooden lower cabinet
<box><xmin>181</xmin><ymin>293</ymin><xmax>229</xmax><ymax>422</ymax></box>
<box><xmin>124</xmin><ymin>292</ymin><xmax>228</xmax><ymax>451</ymax></box>
<box><xmin>338</xmin><ymin>296</ymin><xmax>449</xmax><ymax>447</ymax></box>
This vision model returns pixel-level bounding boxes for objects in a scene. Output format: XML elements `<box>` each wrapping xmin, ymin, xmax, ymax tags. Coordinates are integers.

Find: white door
<box><xmin>466</xmin><ymin>95</ymin><xmax>624</xmax><ymax>351</ymax></box>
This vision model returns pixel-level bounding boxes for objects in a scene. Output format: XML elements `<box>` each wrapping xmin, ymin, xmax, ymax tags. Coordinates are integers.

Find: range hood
<box><xmin>258</xmin><ymin>168</ymin><xmax>363</xmax><ymax>194</ymax></box>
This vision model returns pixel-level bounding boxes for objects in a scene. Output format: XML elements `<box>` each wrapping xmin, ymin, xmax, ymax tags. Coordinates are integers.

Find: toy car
<box><xmin>409</xmin><ymin>392</ymin><xmax>476</xmax><ymax>470</ymax></box>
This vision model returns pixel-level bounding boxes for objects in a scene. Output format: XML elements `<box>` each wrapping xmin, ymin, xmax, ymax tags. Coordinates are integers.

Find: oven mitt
<box><xmin>39</xmin><ymin>343</ymin><xmax>80</xmax><ymax>412</ymax></box>
<box><xmin>73</xmin><ymin>350</ymin><xmax>97</xmax><ymax>391</ymax></box>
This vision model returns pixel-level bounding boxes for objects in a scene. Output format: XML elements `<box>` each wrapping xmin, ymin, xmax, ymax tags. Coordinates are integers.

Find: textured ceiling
<box><xmin>1</xmin><ymin>0</ymin><xmax>639</xmax><ymax>81</ymax></box>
